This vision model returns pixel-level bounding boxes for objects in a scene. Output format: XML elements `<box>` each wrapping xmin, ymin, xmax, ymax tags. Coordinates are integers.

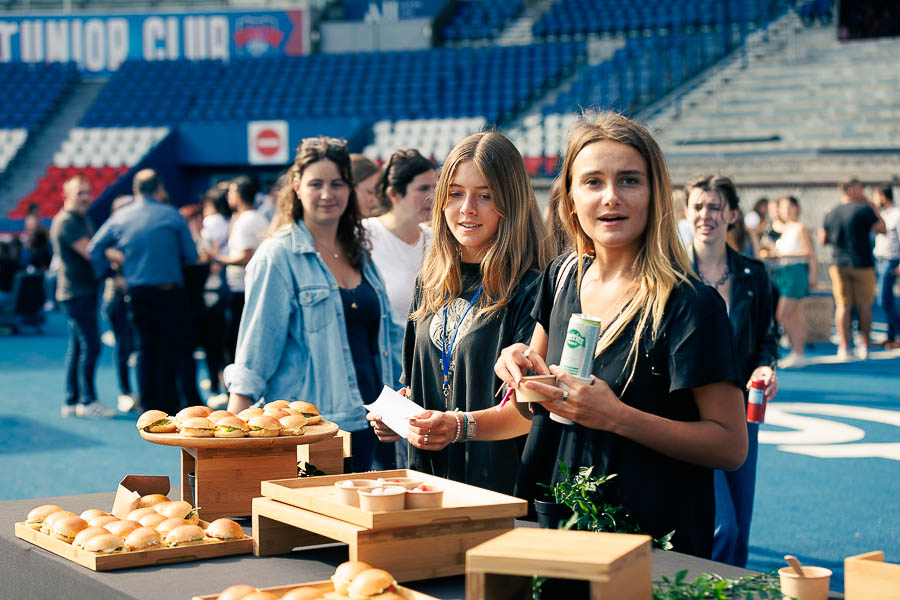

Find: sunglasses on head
<box><xmin>300</xmin><ymin>136</ymin><xmax>349</xmax><ymax>153</ymax></box>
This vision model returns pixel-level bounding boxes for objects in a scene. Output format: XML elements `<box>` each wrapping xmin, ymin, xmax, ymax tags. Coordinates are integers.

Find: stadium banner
<box><xmin>0</xmin><ymin>9</ymin><xmax>309</xmax><ymax>75</ymax></box>
<box><xmin>341</xmin><ymin>0</ymin><xmax>447</xmax><ymax>22</ymax></box>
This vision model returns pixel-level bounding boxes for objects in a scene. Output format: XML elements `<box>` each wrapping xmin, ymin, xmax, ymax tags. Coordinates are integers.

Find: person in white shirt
<box><xmin>873</xmin><ymin>186</ymin><xmax>900</xmax><ymax>347</ymax></box>
<box><xmin>211</xmin><ymin>177</ymin><xmax>269</xmax><ymax>377</ymax></box>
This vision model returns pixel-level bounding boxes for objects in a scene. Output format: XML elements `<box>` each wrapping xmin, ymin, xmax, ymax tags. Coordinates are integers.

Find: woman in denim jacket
<box><xmin>223</xmin><ymin>137</ymin><xmax>402</xmax><ymax>472</ymax></box>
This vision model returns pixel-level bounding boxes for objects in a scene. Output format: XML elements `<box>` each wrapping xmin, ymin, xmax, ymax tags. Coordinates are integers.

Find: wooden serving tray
<box><xmin>845</xmin><ymin>551</ymin><xmax>900</xmax><ymax>600</ymax></box>
<box><xmin>192</xmin><ymin>580</ymin><xmax>439</xmax><ymax>600</ymax></box>
<box><xmin>15</xmin><ymin>522</ymin><xmax>252</xmax><ymax>572</ymax></box>
<box><xmin>140</xmin><ymin>420</ymin><xmax>339</xmax><ymax>448</ymax></box>
<box><xmin>260</xmin><ymin>469</ymin><xmax>528</xmax><ymax>529</ymax></box>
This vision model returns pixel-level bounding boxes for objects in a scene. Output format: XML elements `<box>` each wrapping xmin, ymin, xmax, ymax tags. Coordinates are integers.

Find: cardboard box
<box><xmin>111</xmin><ymin>475</ymin><xmax>171</xmax><ymax>519</ymax></box>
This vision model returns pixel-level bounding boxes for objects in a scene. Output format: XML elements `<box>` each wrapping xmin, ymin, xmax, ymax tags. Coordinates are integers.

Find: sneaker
<box><xmin>854</xmin><ymin>345</ymin><xmax>869</xmax><ymax>360</ymax></box>
<box><xmin>780</xmin><ymin>353</ymin><xmax>807</xmax><ymax>369</ymax></box>
<box><xmin>836</xmin><ymin>347</ymin><xmax>852</xmax><ymax>362</ymax></box>
<box><xmin>127</xmin><ymin>352</ymin><xmax>138</xmax><ymax>367</ymax></box>
<box><xmin>61</xmin><ymin>404</ymin><xmax>77</xmax><ymax>418</ymax></box>
<box><xmin>117</xmin><ymin>394</ymin><xmax>138</xmax><ymax>413</ymax></box>
<box><xmin>206</xmin><ymin>393</ymin><xmax>229</xmax><ymax>410</ymax></box>
<box><xmin>199</xmin><ymin>378</ymin><xmax>213</xmax><ymax>391</ymax></box>
<box><xmin>101</xmin><ymin>331</ymin><xmax>116</xmax><ymax>347</ymax></box>
<box><xmin>76</xmin><ymin>401</ymin><xmax>116</xmax><ymax>418</ymax></box>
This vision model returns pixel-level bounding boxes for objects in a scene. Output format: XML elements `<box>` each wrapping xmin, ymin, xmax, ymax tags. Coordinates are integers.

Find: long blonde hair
<box><xmin>412</xmin><ymin>132</ymin><xmax>552</xmax><ymax>320</ymax></box>
<box><xmin>557</xmin><ymin>111</ymin><xmax>693</xmax><ymax>382</ymax></box>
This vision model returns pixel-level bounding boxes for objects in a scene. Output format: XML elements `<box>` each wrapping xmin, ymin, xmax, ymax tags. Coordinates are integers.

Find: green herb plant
<box><xmin>297</xmin><ymin>461</ymin><xmax>327</xmax><ymax>477</ymax></box>
<box><xmin>653</xmin><ymin>570</ymin><xmax>787</xmax><ymax>599</ymax></box>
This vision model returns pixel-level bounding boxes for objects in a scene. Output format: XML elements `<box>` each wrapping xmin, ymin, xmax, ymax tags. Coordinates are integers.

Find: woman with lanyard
<box><xmin>685</xmin><ymin>175</ymin><xmax>778</xmax><ymax>567</ymax></box>
<box><xmin>367</xmin><ymin>132</ymin><xmax>552</xmax><ymax>495</ymax></box>
<box><xmin>224</xmin><ymin>136</ymin><xmax>402</xmax><ymax>473</ymax></box>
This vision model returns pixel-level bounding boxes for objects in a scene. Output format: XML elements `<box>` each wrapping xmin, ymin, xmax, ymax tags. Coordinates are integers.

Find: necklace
<box><xmin>699</xmin><ymin>267</ymin><xmax>730</xmax><ymax>287</ymax></box>
<box><xmin>316</xmin><ymin>242</ymin><xmax>341</xmax><ymax>259</ymax></box>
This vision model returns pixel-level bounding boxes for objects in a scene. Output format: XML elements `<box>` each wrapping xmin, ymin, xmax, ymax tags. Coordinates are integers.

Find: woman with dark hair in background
<box><xmin>225</xmin><ymin>137</ymin><xmax>402</xmax><ymax>472</ymax></box>
<box><xmin>685</xmin><ymin>174</ymin><xmax>778</xmax><ymax>567</ymax></box>
<box><xmin>352</xmin><ymin>154</ymin><xmax>384</xmax><ymax>218</ymax></box>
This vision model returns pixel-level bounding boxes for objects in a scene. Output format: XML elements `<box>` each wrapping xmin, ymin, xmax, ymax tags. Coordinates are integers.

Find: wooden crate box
<box><xmin>845</xmin><ymin>551</ymin><xmax>900</xmax><ymax>600</ymax></box>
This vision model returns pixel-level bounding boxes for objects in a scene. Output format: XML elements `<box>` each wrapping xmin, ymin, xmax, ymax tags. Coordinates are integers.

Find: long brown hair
<box><xmin>271</xmin><ymin>136</ymin><xmax>368</xmax><ymax>269</ymax></box>
<box><xmin>412</xmin><ymin>132</ymin><xmax>552</xmax><ymax>320</ymax></box>
<box><xmin>557</xmin><ymin>111</ymin><xmax>692</xmax><ymax>383</ymax></box>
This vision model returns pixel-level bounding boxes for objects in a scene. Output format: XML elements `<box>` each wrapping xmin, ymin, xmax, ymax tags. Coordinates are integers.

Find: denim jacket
<box><xmin>223</xmin><ymin>220</ymin><xmax>402</xmax><ymax>432</ymax></box>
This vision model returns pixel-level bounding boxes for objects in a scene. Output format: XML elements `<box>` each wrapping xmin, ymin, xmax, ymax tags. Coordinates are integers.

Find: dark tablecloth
<box><xmin>1</xmin><ymin>489</ymin><xmax>837</xmax><ymax>599</ymax></box>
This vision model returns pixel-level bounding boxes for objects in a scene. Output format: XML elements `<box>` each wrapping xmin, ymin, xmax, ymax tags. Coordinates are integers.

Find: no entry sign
<box><xmin>248</xmin><ymin>120</ymin><xmax>288</xmax><ymax>164</ymax></box>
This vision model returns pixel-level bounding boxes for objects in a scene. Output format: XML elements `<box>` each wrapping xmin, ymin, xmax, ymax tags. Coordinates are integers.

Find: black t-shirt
<box><xmin>823</xmin><ymin>203</ymin><xmax>879</xmax><ymax>268</ymax></box>
<box><xmin>516</xmin><ymin>255</ymin><xmax>741</xmax><ymax>559</ymax></box>
<box><xmin>341</xmin><ymin>276</ymin><xmax>383</xmax><ymax>416</ymax></box>
<box><xmin>402</xmin><ymin>262</ymin><xmax>540</xmax><ymax>495</ymax></box>
<box><xmin>49</xmin><ymin>210</ymin><xmax>97</xmax><ymax>301</ymax></box>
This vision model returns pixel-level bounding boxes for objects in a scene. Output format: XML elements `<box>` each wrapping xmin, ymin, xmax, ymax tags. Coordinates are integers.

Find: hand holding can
<box><xmin>746</xmin><ymin>378</ymin><xmax>767</xmax><ymax>423</ymax></box>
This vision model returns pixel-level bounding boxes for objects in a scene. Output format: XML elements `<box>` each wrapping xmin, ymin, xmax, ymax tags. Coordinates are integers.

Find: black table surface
<box><xmin>2</xmin><ymin>489</ymin><xmax>835</xmax><ymax>599</ymax></box>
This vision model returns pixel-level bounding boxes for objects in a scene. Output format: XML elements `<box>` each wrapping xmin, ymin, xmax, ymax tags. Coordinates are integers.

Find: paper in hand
<box><xmin>363</xmin><ymin>386</ymin><xmax>424</xmax><ymax>439</ymax></box>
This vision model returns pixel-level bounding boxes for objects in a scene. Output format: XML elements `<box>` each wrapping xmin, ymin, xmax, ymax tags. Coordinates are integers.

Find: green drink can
<box><xmin>558</xmin><ymin>313</ymin><xmax>602</xmax><ymax>378</ymax></box>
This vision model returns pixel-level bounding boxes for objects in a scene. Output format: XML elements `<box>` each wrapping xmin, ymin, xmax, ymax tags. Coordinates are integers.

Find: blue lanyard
<box><xmin>441</xmin><ymin>284</ymin><xmax>483</xmax><ymax>399</ymax></box>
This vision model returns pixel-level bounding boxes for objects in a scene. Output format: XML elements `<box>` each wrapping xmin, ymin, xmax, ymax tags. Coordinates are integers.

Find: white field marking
<box><xmin>775</xmin><ymin>443</ymin><xmax>900</xmax><ymax>460</ymax></box>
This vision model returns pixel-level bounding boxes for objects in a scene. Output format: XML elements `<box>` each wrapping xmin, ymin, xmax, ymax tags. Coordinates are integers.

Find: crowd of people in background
<box><xmin>4</xmin><ymin>110</ymin><xmax>898</xmax><ymax>570</ymax></box>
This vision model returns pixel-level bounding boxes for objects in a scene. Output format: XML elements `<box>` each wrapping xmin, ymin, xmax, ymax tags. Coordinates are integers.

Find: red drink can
<box><xmin>746</xmin><ymin>378</ymin><xmax>766</xmax><ymax>423</ymax></box>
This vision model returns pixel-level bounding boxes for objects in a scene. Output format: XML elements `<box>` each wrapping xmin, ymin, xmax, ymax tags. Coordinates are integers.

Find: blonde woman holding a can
<box><xmin>491</xmin><ymin>112</ymin><xmax>747</xmax><ymax>559</ymax></box>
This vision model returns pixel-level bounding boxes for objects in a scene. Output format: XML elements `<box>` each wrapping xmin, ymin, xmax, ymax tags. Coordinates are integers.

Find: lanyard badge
<box><xmin>441</xmin><ymin>284</ymin><xmax>483</xmax><ymax>408</ymax></box>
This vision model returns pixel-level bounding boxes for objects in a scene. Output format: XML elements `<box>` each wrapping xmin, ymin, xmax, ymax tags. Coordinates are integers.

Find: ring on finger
<box><xmin>523</xmin><ymin>347</ymin><xmax>532</xmax><ymax>358</ymax></box>
<box><xmin>423</xmin><ymin>433</ymin><xmax>429</xmax><ymax>446</ymax></box>
<box><xmin>561</xmin><ymin>390</ymin><xmax>569</xmax><ymax>400</ymax></box>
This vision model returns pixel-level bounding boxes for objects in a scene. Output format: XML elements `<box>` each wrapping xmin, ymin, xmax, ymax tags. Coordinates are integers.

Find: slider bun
<box><xmin>88</xmin><ymin>515</ymin><xmax>120</xmax><ymax>528</ymax></box>
<box><xmin>155</xmin><ymin>500</ymin><xmax>198</xmax><ymax>522</ymax></box>
<box><xmin>175</xmin><ymin>405</ymin><xmax>213</xmax><ymax>425</ymax></box>
<box><xmin>279</xmin><ymin>414</ymin><xmax>308</xmax><ymax>436</ymax></box>
<box><xmin>282</xmin><ymin>588</ymin><xmax>326</xmax><ymax>600</ymax></box>
<box><xmin>124</xmin><ymin>526</ymin><xmax>162</xmax><ymax>551</ymax></box>
<box><xmin>26</xmin><ymin>504</ymin><xmax>64</xmax><ymax>529</ymax></box>
<box><xmin>83</xmin><ymin>533</ymin><xmax>124</xmax><ymax>553</ymax></box>
<box><xmin>104</xmin><ymin>520</ymin><xmax>141</xmax><ymax>537</ymax></box>
<box><xmin>347</xmin><ymin>569</ymin><xmax>396</xmax><ymax>599</ymax></box>
<box><xmin>247</xmin><ymin>415</ymin><xmax>281</xmax><ymax>437</ymax></box>
<box><xmin>237</xmin><ymin>407</ymin><xmax>264</xmax><ymax>421</ymax></box>
<box><xmin>370</xmin><ymin>593</ymin><xmax>404</xmax><ymax>600</ymax></box>
<box><xmin>180</xmin><ymin>416</ymin><xmax>215</xmax><ymax>437</ymax></box>
<box><xmin>207</xmin><ymin>410</ymin><xmax>236</xmax><ymax>424</ymax></box>
<box><xmin>138</xmin><ymin>493</ymin><xmax>170</xmax><ymax>508</ymax></box>
<box><xmin>138</xmin><ymin>513</ymin><xmax>168</xmax><ymax>529</ymax></box>
<box><xmin>51</xmin><ymin>516</ymin><xmax>89</xmax><ymax>542</ymax></box>
<box><xmin>243</xmin><ymin>593</ymin><xmax>278</xmax><ymax>600</ymax></box>
<box><xmin>72</xmin><ymin>527</ymin><xmax>109</xmax><ymax>549</ymax></box>
<box><xmin>127</xmin><ymin>507</ymin><xmax>159</xmax><ymax>522</ymax></box>
<box><xmin>155</xmin><ymin>517</ymin><xmax>191</xmax><ymax>536</ymax></box>
<box><xmin>214</xmin><ymin>416</ymin><xmax>250</xmax><ymax>438</ymax></box>
<box><xmin>164</xmin><ymin>524</ymin><xmax>205</xmax><ymax>546</ymax></box>
<box><xmin>205</xmin><ymin>518</ymin><xmax>244</xmax><ymax>541</ymax></box>
<box><xmin>266</xmin><ymin>400</ymin><xmax>291</xmax><ymax>409</ymax></box>
<box><xmin>79</xmin><ymin>508</ymin><xmax>109</xmax><ymax>522</ymax></box>
<box><xmin>216</xmin><ymin>585</ymin><xmax>258</xmax><ymax>600</ymax></box>
<box><xmin>289</xmin><ymin>401</ymin><xmax>318</xmax><ymax>416</ymax></box>
<box><xmin>262</xmin><ymin>406</ymin><xmax>290</xmax><ymax>420</ymax></box>
<box><xmin>332</xmin><ymin>561</ymin><xmax>373</xmax><ymax>595</ymax></box>
<box><xmin>136</xmin><ymin>409</ymin><xmax>176</xmax><ymax>433</ymax></box>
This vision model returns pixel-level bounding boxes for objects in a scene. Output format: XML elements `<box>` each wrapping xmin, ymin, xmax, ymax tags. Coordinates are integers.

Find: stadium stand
<box><xmin>441</xmin><ymin>0</ymin><xmax>524</xmax><ymax>42</ymax></box>
<box><xmin>0</xmin><ymin>130</ymin><xmax>27</xmax><ymax>174</ymax></box>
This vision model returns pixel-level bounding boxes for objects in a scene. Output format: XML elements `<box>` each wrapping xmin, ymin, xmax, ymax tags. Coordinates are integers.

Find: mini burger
<box><xmin>281</xmin><ymin>588</ymin><xmax>325</xmax><ymax>600</ymax></box>
<box><xmin>207</xmin><ymin>410</ymin><xmax>236</xmax><ymax>424</ymax></box>
<box><xmin>40</xmin><ymin>510</ymin><xmax>76</xmax><ymax>534</ymax></box>
<box><xmin>88</xmin><ymin>515</ymin><xmax>120</xmax><ymax>529</ymax></box>
<box><xmin>164</xmin><ymin>524</ymin><xmax>206</xmax><ymax>547</ymax></box>
<box><xmin>216</xmin><ymin>585</ymin><xmax>258</xmax><ymax>600</ymax></box>
<box><xmin>214</xmin><ymin>416</ymin><xmax>250</xmax><ymax>438</ymax></box>
<box><xmin>279</xmin><ymin>414</ymin><xmax>308</xmax><ymax>436</ymax></box>
<box><xmin>25</xmin><ymin>504</ymin><xmax>63</xmax><ymax>530</ymax></box>
<box><xmin>267</xmin><ymin>400</ymin><xmax>291</xmax><ymax>410</ymax></box>
<box><xmin>205</xmin><ymin>518</ymin><xmax>244</xmax><ymax>541</ymax></box>
<box><xmin>262</xmin><ymin>406</ymin><xmax>290</xmax><ymax>420</ymax></box>
<box><xmin>155</xmin><ymin>518</ymin><xmax>191</xmax><ymax>537</ymax></box>
<box><xmin>243</xmin><ymin>593</ymin><xmax>278</xmax><ymax>600</ymax></box>
<box><xmin>237</xmin><ymin>407</ymin><xmax>264</xmax><ymax>421</ymax></box>
<box><xmin>124</xmin><ymin>526</ymin><xmax>162</xmax><ymax>551</ymax></box>
<box><xmin>138</xmin><ymin>513</ymin><xmax>168</xmax><ymax>529</ymax></box>
<box><xmin>155</xmin><ymin>500</ymin><xmax>201</xmax><ymax>524</ymax></box>
<box><xmin>174</xmin><ymin>405</ymin><xmax>213</xmax><ymax>428</ymax></box>
<box><xmin>72</xmin><ymin>527</ymin><xmax>109</xmax><ymax>550</ymax></box>
<box><xmin>136</xmin><ymin>410</ymin><xmax>176</xmax><ymax>433</ymax></box>
<box><xmin>83</xmin><ymin>533</ymin><xmax>124</xmax><ymax>554</ymax></box>
<box><xmin>104</xmin><ymin>520</ymin><xmax>141</xmax><ymax>537</ymax></box>
<box><xmin>332</xmin><ymin>561</ymin><xmax>373</xmax><ymax>595</ymax></box>
<box><xmin>247</xmin><ymin>415</ymin><xmax>281</xmax><ymax>438</ymax></box>
<box><xmin>79</xmin><ymin>508</ymin><xmax>109</xmax><ymax>522</ymax></box>
<box><xmin>51</xmin><ymin>515</ymin><xmax>89</xmax><ymax>543</ymax></box>
<box><xmin>289</xmin><ymin>401</ymin><xmax>322</xmax><ymax>425</ymax></box>
<box><xmin>138</xmin><ymin>493</ymin><xmax>170</xmax><ymax>508</ymax></box>
<box><xmin>127</xmin><ymin>507</ymin><xmax>159</xmax><ymax>522</ymax></box>
<box><xmin>346</xmin><ymin>569</ymin><xmax>398</xmax><ymax>600</ymax></box>
<box><xmin>180</xmin><ymin>416</ymin><xmax>214</xmax><ymax>437</ymax></box>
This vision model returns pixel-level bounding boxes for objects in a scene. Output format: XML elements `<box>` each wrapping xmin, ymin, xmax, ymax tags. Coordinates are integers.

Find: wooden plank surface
<box><xmin>845</xmin><ymin>551</ymin><xmax>900</xmax><ymax>600</ymax></box>
<box><xmin>192</xmin><ymin>579</ymin><xmax>439</xmax><ymax>600</ymax></box>
<box><xmin>252</xmin><ymin>497</ymin><xmax>364</xmax><ymax>547</ymax></box>
<box><xmin>260</xmin><ymin>469</ymin><xmax>527</xmax><ymax>529</ymax></box>
<box><xmin>15</xmin><ymin>522</ymin><xmax>252</xmax><ymax>571</ymax></box>
<box><xmin>140</xmin><ymin>420</ymin><xmax>338</xmax><ymax>448</ymax></box>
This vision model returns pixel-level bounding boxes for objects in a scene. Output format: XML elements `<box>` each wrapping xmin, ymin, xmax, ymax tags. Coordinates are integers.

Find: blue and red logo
<box><xmin>233</xmin><ymin>15</ymin><xmax>285</xmax><ymax>57</ymax></box>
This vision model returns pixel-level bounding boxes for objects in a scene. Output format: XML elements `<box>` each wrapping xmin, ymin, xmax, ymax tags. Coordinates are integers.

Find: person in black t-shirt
<box><xmin>819</xmin><ymin>177</ymin><xmax>886</xmax><ymax>360</ymax></box>
<box><xmin>486</xmin><ymin>112</ymin><xmax>747</xmax><ymax>559</ymax></box>
<box><xmin>367</xmin><ymin>132</ymin><xmax>552</xmax><ymax>495</ymax></box>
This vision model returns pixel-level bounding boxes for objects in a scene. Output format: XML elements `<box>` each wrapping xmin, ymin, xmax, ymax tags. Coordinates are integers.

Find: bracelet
<box><xmin>459</xmin><ymin>411</ymin><xmax>468</xmax><ymax>441</ymax></box>
<box><xmin>447</xmin><ymin>409</ymin><xmax>463</xmax><ymax>443</ymax></box>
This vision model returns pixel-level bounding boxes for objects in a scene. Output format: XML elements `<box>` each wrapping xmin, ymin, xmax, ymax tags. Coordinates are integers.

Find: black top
<box><xmin>340</xmin><ymin>277</ymin><xmax>383</xmax><ymax>421</ymax></box>
<box><xmin>823</xmin><ymin>203</ymin><xmax>879</xmax><ymax>268</ymax></box>
<box><xmin>402</xmin><ymin>262</ymin><xmax>540</xmax><ymax>495</ymax></box>
<box><xmin>516</xmin><ymin>255</ymin><xmax>741</xmax><ymax>559</ymax></box>
<box><xmin>49</xmin><ymin>210</ymin><xmax>97</xmax><ymax>301</ymax></box>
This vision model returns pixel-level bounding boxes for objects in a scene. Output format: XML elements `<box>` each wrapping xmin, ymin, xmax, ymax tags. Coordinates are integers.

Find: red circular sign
<box><xmin>255</xmin><ymin>128</ymin><xmax>282</xmax><ymax>157</ymax></box>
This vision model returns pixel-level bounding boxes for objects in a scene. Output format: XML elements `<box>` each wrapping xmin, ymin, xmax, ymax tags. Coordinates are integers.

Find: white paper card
<box><xmin>363</xmin><ymin>386</ymin><xmax>424</xmax><ymax>439</ymax></box>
